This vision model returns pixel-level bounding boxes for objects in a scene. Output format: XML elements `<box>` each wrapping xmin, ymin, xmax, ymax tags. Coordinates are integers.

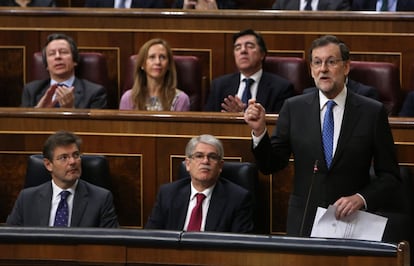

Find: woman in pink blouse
<box><xmin>120</xmin><ymin>38</ymin><xmax>190</xmax><ymax>111</ymax></box>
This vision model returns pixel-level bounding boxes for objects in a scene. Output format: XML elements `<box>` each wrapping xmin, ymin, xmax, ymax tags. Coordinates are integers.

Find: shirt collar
<box><xmin>50</xmin><ymin>75</ymin><xmax>75</xmax><ymax>87</ymax></box>
<box><xmin>190</xmin><ymin>181</ymin><xmax>215</xmax><ymax>200</ymax></box>
<box><xmin>319</xmin><ymin>85</ymin><xmax>347</xmax><ymax>110</ymax></box>
<box><xmin>51</xmin><ymin>178</ymin><xmax>78</xmax><ymax>199</ymax></box>
<box><xmin>240</xmin><ymin>69</ymin><xmax>263</xmax><ymax>84</ymax></box>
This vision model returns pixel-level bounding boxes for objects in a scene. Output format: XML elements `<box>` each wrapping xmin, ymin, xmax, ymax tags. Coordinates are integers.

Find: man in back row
<box><xmin>21</xmin><ymin>33</ymin><xmax>107</xmax><ymax>109</ymax></box>
<box><xmin>205</xmin><ymin>29</ymin><xmax>294</xmax><ymax>113</ymax></box>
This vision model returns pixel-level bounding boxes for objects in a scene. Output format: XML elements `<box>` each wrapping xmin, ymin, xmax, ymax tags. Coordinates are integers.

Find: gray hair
<box><xmin>185</xmin><ymin>134</ymin><xmax>224</xmax><ymax>159</ymax></box>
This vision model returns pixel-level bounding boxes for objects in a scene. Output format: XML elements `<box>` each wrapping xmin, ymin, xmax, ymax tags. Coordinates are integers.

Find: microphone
<box><xmin>299</xmin><ymin>160</ymin><xmax>318</xmax><ymax>237</ymax></box>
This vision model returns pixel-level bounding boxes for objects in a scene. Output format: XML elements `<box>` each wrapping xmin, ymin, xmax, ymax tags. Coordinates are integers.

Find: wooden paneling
<box><xmin>0</xmin><ymin>108</ymin><xmax>413</xmax><ymax>237</ymax></box>
<box><xmin>0</xmin><ymin>9</ymin><xmax>414</xmax><ymax>108</ymax></box>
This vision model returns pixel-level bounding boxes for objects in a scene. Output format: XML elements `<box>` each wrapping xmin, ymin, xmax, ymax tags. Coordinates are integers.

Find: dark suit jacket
<box><xmin>399</xmin><ymin>91</ymin><xmax>414</xmax><ymax>117</ymax></box>
<box><xmin>272</xmin><ymin>0</ymin><xmax>350</xmax><ymax>10</ymax></box>
<box><xmin>85</xmin><ymin>0</ymin><xmax>166</xmax><ymax>8</ymax></box>
<box><xmin>204</xmin><ymin>72</ymin><xmax>294</xmax><ymax>113</ymax></box>
<box><xmin>6</xmin><ymin>179</ymin><xmax>119</xmax><ymax>228</ymax></box>
<box><xmin>0</xmin><ymin>0</ymin><xmax>55</xmax><ymax>6</ymax></box>
<box><xmin>145</xmin><ymin>177</ymin><xmax>254</xmax><ymax>233</ymax></box>
<box><xmin>21</xmin><ymin>78</ymin><xmax>107</xmax><ymax>108</ymax></box>
<box><xmin>253</xmin><ymin>90</ymin><xmax>400</xmax><ymax>237</ymax></box>
<box><xmin>352</xmin><ymin>0</ymin><xmax>414</xmax><ymax>11</ymax></box>
<box><xmin>303</xmin><ymin>79</ymin><xmax>379</xmax><ymax>101</ymax></box>
<box><xmin>172</xmin><ymin>0</ymin><xmax>237</xmax><ymax>8</ymax></box>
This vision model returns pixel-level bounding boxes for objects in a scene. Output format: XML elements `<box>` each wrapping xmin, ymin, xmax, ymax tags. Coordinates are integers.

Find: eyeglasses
<box><xmin>311</xmin><ymin>58</ymin><xmax>343</xmax><ymax>69</ymax></box>
<box><xmin>54</xmin><ymin>152</ymin><xmax>81</xmax><ymax>163</ymax></box>
<box><xmin>189</xmin><ymin>152</ymin><xmax>221</xmax><ymax>162</ymax></box>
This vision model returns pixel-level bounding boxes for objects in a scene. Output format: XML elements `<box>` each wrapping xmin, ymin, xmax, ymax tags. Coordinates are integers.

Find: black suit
<box><xmin>399</xmin><ymin>91</ymin><xmax>414</xmax><ymax>117</ymax></box>
<box><xmin>172</xmin><ymin>0</ymin><xmax>237</xmax><ymax>8</ymax></box>
<box><xmin>85</xmin><ymin>0</ymin><xmax>166</xmax><ymax>8</ymax></box>
<box><xmin>352</xmin><ymin>0</ymin><xmax>414</xmax><ymax>11</ymax></box>
<box><xmin>145</xmin><ymin>177</ymin><xmax>254</xmax><ymax>233</ymax></box>
<box><xmin>253</xmin><ymin>90</ymin><xmax>400</xmax><ymax>237</ymax></box>
<box><xmin>272</xmin><ymin>0</ymin><xmax>350</xmax><ymax>10</ymax></box>
<box><xmin>6</xmin><ymin>179</ymin><xmax>119</xmax><ymax>228</ymax></box>
<box><xmin>205</xmin><ymin>72</ymin><xmax>294</xmax><ymax>113</ymax></box>
<box><xmin>21</xmin><ymin>78</ymin><xmax>107</xmax><ymax>109</ymax></box>
<box><xmin>303</xmin><ymin>79</ymin><xmax>379</xmax><ymax>101</ymax></box>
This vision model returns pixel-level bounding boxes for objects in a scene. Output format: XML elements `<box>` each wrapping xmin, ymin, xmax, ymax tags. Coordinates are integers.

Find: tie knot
<box><xmin>195</xmin><ymin>193</ymin><xmax>206</xmax><ymax>203</ymax></box>
<box><xmin>60</xmin><ymin>191</ymin><xmax>70</xmax><ymax>200</ymax></box>
<box><xmin>326</xmin><ymin>100</ymin><xmax>336</xmax><ymax>111</ymax></box>
<box><xmin>243</xmin><ymin>78</ymin><xmax>254</xmax><ymax>87</ymax></box>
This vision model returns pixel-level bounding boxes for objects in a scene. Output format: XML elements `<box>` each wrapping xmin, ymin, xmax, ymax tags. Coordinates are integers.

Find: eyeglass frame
<box><xmin>310</xmin><ymin>57</ymin><xmax>345</xmax><ymax>69</ymax></box>
<box><xmin>54</xmin><ymin>151</ymin><xmax>81</xmax><ymax>163</ymax></box>
<box><xmin>188</xmin><ymin>152</ymin><xmax>222</xmax><ymax>162</ymax></box>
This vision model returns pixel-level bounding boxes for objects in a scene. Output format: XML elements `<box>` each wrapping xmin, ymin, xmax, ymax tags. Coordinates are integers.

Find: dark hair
<box><xmin>43</xmin><ymin>131</ymin><xmax>82</xmax><ymax>160</ymax></box>
<box><xmin>309</xmin><ymin>35</ymin><xmax>350</xmax><ymax>62</ymax></box>
<box><xmin>41</xmin><ymin>33</ymin><xmax>80</xmax><ymax>67</ymax></box>
<box><xmin>233</xmin><ymin>29</ymin><xmax>267</xmax><ymax>54</ymax></box>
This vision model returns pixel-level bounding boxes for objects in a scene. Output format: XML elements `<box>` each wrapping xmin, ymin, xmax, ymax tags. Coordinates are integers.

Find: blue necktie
<box><xmin>322</xmin><ymin>100</ymin><xmax>336</xmax><ymax>168</ymax></box>
<box><xmin>381</xmin><ymin>0</ymin><xmax>388</xmax><ymax>11</ymax></box>
<box><xmin>241</xmin><ymin>78</ymin><xmax>254</xmax><ymax>106</ymax></box>
<box><xmin>54</xmin><ymin>191</ymin><xmax>70</xmax><ymax>227</ymax></box>
<box><xmin>305</xmin><ymin>0</ymin><xmax>313</xmax><ymax>10</ymax></box>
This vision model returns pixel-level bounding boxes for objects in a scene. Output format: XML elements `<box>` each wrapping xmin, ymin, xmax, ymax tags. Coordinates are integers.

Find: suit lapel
<box><xmin>255</xmin><ymin>73</ymin><xmax>272</xmax><ymax>106</ymax></box>
<box><xmin>204</xmin><ymin>181</ymin><xmax>226</xmax><ymax>231</ymax></box>
<box><xmin>72</xmin><ymin>78</ymin><xmax>83</xmax><ymax>108</ymax></box>
<box><xmin>331</xmin><ymin>91</ymin><xmax>361</xmax><ymax>168</ymax></box>
<box><xmin>172</xmin><ymin>182</ymin><xmax>191</xmax><ymax>230</ymax></box>
<box><xmin>38</xmin><ymin>183</ymin><xmax>53</xmax><ymax>226</ymax></box>
<box><xmin>71</xmin><ymin>180</ymin><xmax>88</xmax><ymax>227</ymax></box>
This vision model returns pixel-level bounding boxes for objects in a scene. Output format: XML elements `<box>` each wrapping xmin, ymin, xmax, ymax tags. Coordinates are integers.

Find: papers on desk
<box><xmin>310</xmin><ymin>205</ymin><xmax>387</xmax><ymax>242</ymax></box>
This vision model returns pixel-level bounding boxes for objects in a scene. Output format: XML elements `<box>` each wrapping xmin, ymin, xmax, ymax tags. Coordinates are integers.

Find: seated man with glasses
<box><xmin>145</xmin><ymin>134</ymin><xmax>254</xmax><ymax>233</ymax></box>
<box><xmin>6</xmin><ymin>131</ymin><xmax>119</xmax><ymax>228</ymax></box>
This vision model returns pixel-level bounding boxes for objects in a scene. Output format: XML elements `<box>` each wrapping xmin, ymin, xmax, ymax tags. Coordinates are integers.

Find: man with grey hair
<box><xmin>145</xmin><ymin>134</ymin><xmax>254</xmax><ymax>233</ymax></box>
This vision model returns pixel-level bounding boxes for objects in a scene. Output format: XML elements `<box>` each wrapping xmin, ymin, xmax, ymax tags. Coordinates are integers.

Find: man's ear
<box><xmin>43</xmin><ymin>158</ymin><xmax>53</xmax><ymax>172</ymax></box>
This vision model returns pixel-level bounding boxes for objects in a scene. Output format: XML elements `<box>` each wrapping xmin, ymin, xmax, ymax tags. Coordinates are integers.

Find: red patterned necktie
<box><xmin>187</xmin><ymin>193</ymin><xmax>206</xmax><ymax>231</ymax></box>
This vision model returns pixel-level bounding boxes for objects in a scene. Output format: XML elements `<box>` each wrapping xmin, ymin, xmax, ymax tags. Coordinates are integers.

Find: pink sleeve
<box><xmin>172</xmin><ymin>91</ymin><xmax>190</xmax><ymax>111</ymax></box>
<box><xmin>119</xmin><ymin>90</ymin><xmax>134</xmax><ymax>110</ymax></box>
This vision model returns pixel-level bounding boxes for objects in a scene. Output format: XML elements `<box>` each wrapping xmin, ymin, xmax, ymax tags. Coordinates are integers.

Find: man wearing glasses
<box><xmin>6</xmin><ymin>131</ymin><xmax>119</xmax><ymax>228</ymax></box>
<box><xmin>145</xmin><ymin>134</ymin><xmax>254</xmax><ymax>233</ymax></box>
<box><xmin>244</xmin><ymin>35</ymin><xmax>400</xmax><ymax>241</ymax></box>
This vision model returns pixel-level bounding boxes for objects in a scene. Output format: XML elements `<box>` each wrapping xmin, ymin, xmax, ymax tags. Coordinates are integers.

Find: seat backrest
<box><xmin>263</xmin><ymin>56</ymin><xmax>313</xmax><ymax>95</ymax></box>
<box><xmin>123</xmin><ymin>54</ymin><xmax>202</xmax><ymax>111</ymax></box>
<box><xmin>349</xmin><ymin>61</ymin><xmax>403</xmax><ymax>115</ymax></box>
<box><xmin>178</xmin><ymin>160</ymin><xmax>258</xmax><ymax>198</ymax></box>
<box><xmin>24</xmin><ymin>154</ymin><xmax>111</xmax><ymax>190</ymax></box>
<box><xmin>31</xmin><ymin>51</ymin><xmax>110</xmax><ymax>88</ymax></box>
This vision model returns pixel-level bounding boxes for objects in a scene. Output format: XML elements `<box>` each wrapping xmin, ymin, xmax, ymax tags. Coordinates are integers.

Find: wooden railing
<box><xmin>0</xmin><ymin>108</ymin><xmax>413</xmax><ymax>236</ymax></box>
<box><xmin>0</xmin><ymin>227</ymin><xmax>408</xmax><ymax>266</ymax></box>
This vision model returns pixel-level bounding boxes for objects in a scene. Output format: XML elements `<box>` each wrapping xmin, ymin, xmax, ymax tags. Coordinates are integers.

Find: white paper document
<box><xmin>310</xmin><ymin>205</ymin><xmax>388</xmax><ymax>241</ymax></box>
